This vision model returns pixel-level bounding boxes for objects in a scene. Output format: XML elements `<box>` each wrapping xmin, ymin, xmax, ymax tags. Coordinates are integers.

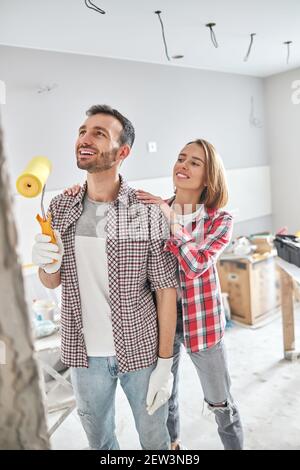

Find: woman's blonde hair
<box><xmin>188</xmin><ymin>139</ymin><xmax>229</xmax><ymax>210</ymax></box>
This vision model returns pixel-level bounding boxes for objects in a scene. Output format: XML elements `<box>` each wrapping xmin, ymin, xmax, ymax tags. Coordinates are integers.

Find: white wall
<box><xmin>0</xmin><ymin>45</ymin><xmax>268</xmax><ymax>183</ymax></box>
<box><xmin>264</xmin><ymin>67</ymin><xmax>300</xmax><ymax>233</ymax></box>
<box><xmin>0</xmin><ymin>45</ymin><xmax>272</xmax><ymax>251</ymax></box>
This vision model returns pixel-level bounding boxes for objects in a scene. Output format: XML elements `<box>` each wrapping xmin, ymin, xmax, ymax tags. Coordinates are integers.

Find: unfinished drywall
<box><xmin>0</xmin><ymin>120</ymin><xmax>49</xmax><ymax>449</ymax></box>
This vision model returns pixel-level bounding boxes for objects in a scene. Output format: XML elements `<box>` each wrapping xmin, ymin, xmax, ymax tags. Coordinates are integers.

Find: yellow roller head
<box><xmin>16</xmin><ymin>156</ymin><xmax>52</xmax><ymax>198</ymax></box>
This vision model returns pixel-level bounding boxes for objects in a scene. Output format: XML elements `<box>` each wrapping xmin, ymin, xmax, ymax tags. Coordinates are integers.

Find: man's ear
<box><xmin>119</xmin><ymin>144</ymin><xmax>131</xmax><ymax>161</ymax></box>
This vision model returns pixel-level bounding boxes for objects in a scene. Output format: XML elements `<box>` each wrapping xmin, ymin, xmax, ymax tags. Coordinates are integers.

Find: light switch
<box><xmin>147</xmin><ymin>142</ymin><xmax>157</xmax><ymax>153</ymax></box>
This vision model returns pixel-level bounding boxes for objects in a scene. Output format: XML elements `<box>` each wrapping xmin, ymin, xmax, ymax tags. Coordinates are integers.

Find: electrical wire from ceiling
<box><xmin>84</xmin><ymin>0</ymin><xmax>105</xmax><ymax>15</ymax></box>
<box><xmin>80</xmin><ymin>5</ymin><xmax>295</xmax><ymax>69</ymax></box>
<box><xmin>284</xmin><ymin>41</ymin><xmax>292</xmax><ymax>64</ymax></box>
<box><xmin>206</xmin><ymin>23</ymin><xmax>218</xmax><ymax>48</ymax></box>
<box><xmin>154</xmin><ymin>10</ymin><xmax>171</xmax><ymax>61</ymax></box>
<box><xmin>244</xmin><ymin>33</ymin><xmax>256</xmax><ymax>62</ymax></box>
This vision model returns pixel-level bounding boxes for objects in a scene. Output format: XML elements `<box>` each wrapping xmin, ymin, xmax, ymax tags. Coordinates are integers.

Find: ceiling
<box><xmin>0</xmin><ymin>0</ymin><xmax>300</xmax><ymax>77</ymax></box>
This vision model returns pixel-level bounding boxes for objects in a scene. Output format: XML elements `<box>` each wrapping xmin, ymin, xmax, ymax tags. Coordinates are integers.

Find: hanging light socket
<box><xmin>283</xmin><ymin>41</ymin><xmax>292</xmax><ymax>64</ymax></box>
<box><xmin>206</xmin><ymin>23</ymin><xmax>218</xmax><ymax>48</ymax></box>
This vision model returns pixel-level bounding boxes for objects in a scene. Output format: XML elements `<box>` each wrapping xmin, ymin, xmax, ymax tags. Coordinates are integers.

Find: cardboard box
<box><xmin>250</xmin><ymin>235</ymin><xmax>273</xmax><ymax>254</ymax></box>
<box><xmin>217</xmin><ymin>254</ymin><xmax>281</xmax><ymax>325</ymax></box>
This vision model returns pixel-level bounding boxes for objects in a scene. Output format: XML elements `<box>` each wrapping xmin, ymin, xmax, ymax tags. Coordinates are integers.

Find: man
<box><xmin>32</xmin><ymin>105</ymin><xmax>178</xmax><ymax>450</ymax></box>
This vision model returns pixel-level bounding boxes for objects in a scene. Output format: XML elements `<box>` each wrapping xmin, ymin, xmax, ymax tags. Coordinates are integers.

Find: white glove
<box><xmin>146</xmin><ymin>357</ymin><xmax>174</xmax><ymax>416</ymax></box>
<box><xmin>32</xmin><ymin>229</ymin><xmax>64</xmax><ymax>274</ymax></box>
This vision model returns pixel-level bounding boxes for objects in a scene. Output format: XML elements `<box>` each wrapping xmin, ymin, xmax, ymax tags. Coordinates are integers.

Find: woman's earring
<box><xmin>173</xmin><ymin>185</ymin><xmax>177</xmax><ymax>194</ymax></box>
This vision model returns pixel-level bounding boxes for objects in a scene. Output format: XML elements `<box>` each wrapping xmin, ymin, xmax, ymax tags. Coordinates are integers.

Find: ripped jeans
<box><xmin>167</xmin><ymin>309</ymin><xmax>244</xmax><ymax>450</ymax></box>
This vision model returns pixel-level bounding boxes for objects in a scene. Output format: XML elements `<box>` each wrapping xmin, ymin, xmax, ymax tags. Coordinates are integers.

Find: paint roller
<box><xmin>16</xmin><ymin>156</ymin><xmax>56</xmax><ymax>244</ymax></box>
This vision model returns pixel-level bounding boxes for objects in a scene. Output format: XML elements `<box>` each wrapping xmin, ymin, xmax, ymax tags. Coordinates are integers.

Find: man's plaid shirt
<box><xmin>164</xmin><ymin>197</ymin><xmax>233</xmax><ymax>352</ymax></box>
<box><xmin>48</xmin><ymin>176</ymin><xmax>177</xmax><ymax>372</ymax></box>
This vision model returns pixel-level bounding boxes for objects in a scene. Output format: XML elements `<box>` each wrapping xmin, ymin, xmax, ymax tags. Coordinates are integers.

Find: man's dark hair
<box><xmin>86</xmin><ymin>104</ymin><xmax>135</xmax><ymax>148</ymax></box>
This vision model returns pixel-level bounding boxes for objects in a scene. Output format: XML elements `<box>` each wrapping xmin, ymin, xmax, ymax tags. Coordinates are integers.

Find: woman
<box><xmin>65</xmin><ymin>139</ymin><xmax>243</xmax><ymax>450</ymax></box>
<box><xmin>137</xmin><ymin>139</ymin><xmax>243</xmax><ymax>450</ymax></box>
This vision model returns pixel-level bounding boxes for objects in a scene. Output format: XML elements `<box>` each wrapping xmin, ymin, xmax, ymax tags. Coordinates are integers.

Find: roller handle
<box><xmin>36</xmin><ymin>213</ymin><xmax>56</xmax><ymax>244</ymax></box>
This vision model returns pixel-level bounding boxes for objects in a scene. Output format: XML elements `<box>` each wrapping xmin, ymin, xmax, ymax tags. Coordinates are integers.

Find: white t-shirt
<box><xmin>172</xmin><ymin>202</ymin><xmax>203</xmax><ymax>226</ymax></box>
<box><xmin>172</xmin><ymin>202</ymin><xmax>204</xmax><ymax>300</ymax></box>
<box><xmin>75</xmin><ymin>195</ymin><xmax>116</xmax><ymax>356</ymax></box>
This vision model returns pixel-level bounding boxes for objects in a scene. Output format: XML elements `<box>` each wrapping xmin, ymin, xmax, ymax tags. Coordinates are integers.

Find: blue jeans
<box><xmin>71</xmin><ymin>356</ymin><xmax>170</xmax><ymax>450</ymax></box>
<box><xmin>167</xmin><ymin>305</ymin><xmax>244</xmax><ymax>450</ymax></box>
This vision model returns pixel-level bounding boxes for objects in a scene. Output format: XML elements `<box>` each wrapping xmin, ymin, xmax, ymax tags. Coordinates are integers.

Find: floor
<box><xmin>49</xmin><ymin>306</ymin><xmax>300</xmax><ymax>450</ymax></box>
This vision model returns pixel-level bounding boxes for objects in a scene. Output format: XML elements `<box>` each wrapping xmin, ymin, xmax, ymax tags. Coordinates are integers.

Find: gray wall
<box><xmin>264</xmin><ymin>68</ymin><xmax>300</xmax><ymax>234</ymax></box>
<box><xmin>232</xmin><ymin>215</ymin><xmax>273</xmax><ymax>238</ymax></box>
<box><xmin>0</xmin><ymin>45</ymin><xmax>271</xmax><ymax>234</ymax></box>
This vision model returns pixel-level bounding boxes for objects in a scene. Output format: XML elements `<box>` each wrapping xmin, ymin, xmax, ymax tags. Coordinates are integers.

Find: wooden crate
<box><xmin>217</xmin><ymin>254</ymin><xmax>281</xmax><ymax>325</ymax></box>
